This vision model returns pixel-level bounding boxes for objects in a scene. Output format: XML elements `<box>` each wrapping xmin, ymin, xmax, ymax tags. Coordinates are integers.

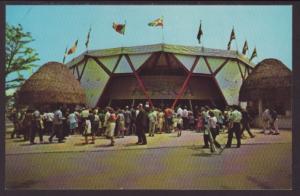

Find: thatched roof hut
<box><xmin>239</xmin><ymin>58</ymin><xmax>292</xmax><ymax>101</ymax></box>
<box><xmin>18</xmin><ymin>61</ymin><xmax>86</xmax><ymax>106</ymax></box>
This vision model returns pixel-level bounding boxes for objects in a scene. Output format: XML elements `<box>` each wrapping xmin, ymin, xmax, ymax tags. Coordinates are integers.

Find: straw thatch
<box><xmin>239</xmin><ymin>58</ymin><xmax>292</xmax><ymax>101</ymax></box>
<box><xmin>18</xmin><ymin>61</ymin><xmax>86</xmax><ymax>106</ymax></box>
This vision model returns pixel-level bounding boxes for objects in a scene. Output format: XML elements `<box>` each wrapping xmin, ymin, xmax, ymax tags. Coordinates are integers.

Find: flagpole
<box><xmin>162</xmin><ymin>26</ymin><xmax>164</xmax><ymax>43</ymax></box>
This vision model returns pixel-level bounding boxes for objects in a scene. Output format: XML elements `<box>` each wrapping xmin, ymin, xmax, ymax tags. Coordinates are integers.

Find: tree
<box><xmin>5</xmin><ymin>23</ymin><xmax>39</xmax><ymax>103</ymax></box>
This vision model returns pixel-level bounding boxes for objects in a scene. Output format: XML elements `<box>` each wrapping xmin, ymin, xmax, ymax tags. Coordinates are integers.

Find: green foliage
<box><xmin>5</xmin><ymin>23</ymin><xmax>40</xmax><ymax>92</ymax></box>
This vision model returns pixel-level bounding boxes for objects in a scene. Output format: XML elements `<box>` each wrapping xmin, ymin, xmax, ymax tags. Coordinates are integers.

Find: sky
<box><xmin>5</xmin><ymin>5</ymin><xmax>292</xmax><ymax>93</ymax></box>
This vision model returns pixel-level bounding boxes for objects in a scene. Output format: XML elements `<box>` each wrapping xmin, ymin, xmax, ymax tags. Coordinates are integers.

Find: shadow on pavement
<box><xmin>124</xmin><ymin>143</ymin><xmax>139</xmax><ymax>147</ymax></box>
<box><xmin>95</xmin><ymin>144</ymin><xmax>113</xmax><ymax>148</ymax></box>
<box><xmin>6</xmin><ymin>180</ymin><xmax>37</xmax><ymax>189</ymax></box>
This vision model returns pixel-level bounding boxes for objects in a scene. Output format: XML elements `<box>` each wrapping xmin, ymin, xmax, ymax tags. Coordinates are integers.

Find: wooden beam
<box><xmin>112</xmin><ymin>55</ymin><xmax>122</xmax><ymax>74</ymax></box>
<box><xmin>172</xmin><ymin>56</ymin><xmax>200</xmax><ymax>109</ymax></box>
<box><xmin>75</xmin><ymin>65</ymin><xmax>80</xmax><ymax>80</ymax></box>
<box><xmin>168</xmin><ymin>53</ymin><xmax>189</xmax><ymax>74</ymax></box>
<box><xmin>136</xmin><ymin>52</ymin><xmax>156</xmax><ymax>73</ymax></box>
<box><xmin>212</xmin><ymin>76</ymin><xmax>228</xmax><ymax>106</ymax></box>
<box><xmin>68</xmin><ymin>57</ymin><xmax>86</xmax><ymax>69</ymax></box>
<box><xmin>170</xmin><ymin>53</ymin><xmax>190</xmax><ymax>74</ymax></box>
<box><xmin>90</xmin><ymin>56</ymin><xmax>112</xmax><ymax>76</ymax></box>
<box><xmin>78</xmin><ymin>58</ymin><xmax>88</xmax><ymax>81</ymax></box>
<box><xmin>203</xmin><ymin>56</ymin><xmax>213</xmax><ymax>74</ymax></box>
<box><xmin>213</xmin><ymin>58</ymin><xmax>229</xmax><ymax>76</ymax></box>
<box><xmin>236</xmin><ymin>60</ymin><xmax>245</xmax><ymax>81</ymax></box>
<box><xmin>125</xmin><ymin>54</ymin><xmax>153</xmax><ymax>107</ymax></box>
<box><xmin>96</xmin><ymin>75</ymin><xmax>114</xmax><ymax>107</ymax></box>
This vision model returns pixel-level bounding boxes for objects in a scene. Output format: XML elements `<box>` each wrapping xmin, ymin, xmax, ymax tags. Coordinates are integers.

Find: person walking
<box><xmin>130</xmin><ymin>106</ymin><xmax>137</xmax><ymax>135</ymax></box>
<box><xmin>208</xmin><ymin>111</ymin><xmax>221</xmax><ymax>152</ymax></box>
<box><xmin>10</xmin><ymin>108</ymin><xmax>22</xmax><ymax>139</ymax></box>
<box><xmin>270</xmin><ymin>109</ymin><xmax>280</xmax><ymax>135</ymax></box>
<box><xmin>182</xmin><ymin>106</ymin><xmax>189</xmax><ymax>130</ymax></box>
<box><xmin>30</xmin><ymin>108</ymin><xmax>44</xmax><ymax>144</ymax></box>
<box><xmin>136</xmin><ymin>104</ymin><xmax>148</xmax><ymax>145</ymax></box>
<box><xmin>106</xmin><ymin>107</ymin><xmax>117</xmax><ymax>146</ymax></box>
<box><xmin>225</xmin><ymin>105</ymin><xmax>242</xmax><ymax>148</ymax></box>
<box><xmin>148</xmin><ymin>108</ymin><xmax>157</xmax><ymax>137</ymax></box>
<box><xmin>68</xmin><ymin>110</ymin><xmax>78</xmax><ymax>135</ymax></box>
<box><xmin>157</xmin><ymin>108</ymin><xmax>164</xmax><ymax>134</ymax></box>
<box><xmin>241</xmin><ymin>108</ymin><xmax>255</xmax><ymax>138</ymax></box>
<box><xmin>202</xmin><ymin>107</ymin><xmax>210</xmax><ymax>148</ymax></box>
<box><xmin>91</xmin><ymin>109</ymin><xmax>100</xmax><ymax>140</ymax></box>
<box><xmin>49</xmin><ymin>107</ymin><xmax>64</xmax><ymax>143</ymax></box>
<box><xmin>117</xmin><ymin>109</ymin><xmax>126</xmax><ymax>138</ymax></box>
<box><xmin>82</xmin><ymin>114</ymin><xmax>92</xmax><ymax>144</ymax></box>
<box><xmin>261</xmin><ymin>108</ymin><xmax>271</xmax><ymax>134</ymax></box>
<box><xmin>124</xmin><ymin>106</ymin><xmax>132</xmax><ymax>136</ymax></box>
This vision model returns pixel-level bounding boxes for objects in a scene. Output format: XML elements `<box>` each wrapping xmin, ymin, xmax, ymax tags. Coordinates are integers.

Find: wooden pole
<box><xmin>125</xmin><ymin>55</ymin><xmax>153</xmax><ymax>107</ymax></box>
<box><xmin>172</xmin><ymin>56</ymin><xmax>200</xmax><ymax>109</ymax></box>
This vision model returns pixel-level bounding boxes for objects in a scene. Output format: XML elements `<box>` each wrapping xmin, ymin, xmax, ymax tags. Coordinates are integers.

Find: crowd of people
<box><xmin>7</xmin><ymin>103</ymin><xmax>280</xmax><ymax>153</ymax></box>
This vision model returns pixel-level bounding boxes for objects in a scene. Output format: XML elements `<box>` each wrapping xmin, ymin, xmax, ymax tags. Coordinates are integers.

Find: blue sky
<box><xmin>6</xmin><ymin>5</ymin><xmax>292</xmax><ymax>87</ymax></box>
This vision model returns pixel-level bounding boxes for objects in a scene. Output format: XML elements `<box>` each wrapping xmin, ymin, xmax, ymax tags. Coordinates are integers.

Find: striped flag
<box><xmin>113</xmin><ymin>22</ymin><xmax>126</xmax><ymax>35</ymax></box>
<box><xmin>242</xmin><ymin>40</ymin><xmax>249</xmax><ymax>55</ymax></box>
<box><xmin>67</xmin><ymin>40</ymin><xmax>78</xmax><ymax>55</ymax></box>
<box><xmin>250</xmin><ymin>47</ymin><xmax>257</xmax><ymax>61</ymax></box>
<box><xmin>148</xmin><ymin>17</ymin><xmax>163</xmax><ymax>27</ymax></box>
<box><xmin>85</xmin><ymin>27</ymin><xmax>92</xmax><ymax>49</ymax></box>
<box><xmin>227</xmin><ymin>28</ymin><xmax>236</xmax><ymax>50</ymax></box>
<box><xmin>197</xmin><ymin>21</ymin><xmax>203</xmax><ymax>44</ymax></box>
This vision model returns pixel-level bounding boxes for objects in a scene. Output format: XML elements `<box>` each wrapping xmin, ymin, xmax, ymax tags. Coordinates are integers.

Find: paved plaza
<box><xmin>5</xmin><ymin>127</ymin><xmax>292</xmax><ymax>190</ymax></box>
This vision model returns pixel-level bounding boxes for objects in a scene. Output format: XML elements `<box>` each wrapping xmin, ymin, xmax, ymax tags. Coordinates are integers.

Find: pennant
<box><xmin>227</xmin><ymin>27</ymin><xmax>236</xmax><ymax>50</ymax></box>
<box><xmin>85</xmin><ymin>27</ymin><xmax>91</xmax><ymax>49</ymax></box>
<box><xmin>148</xmin><ymin>17</ymin><xmax>163</xmax><ymax>27</ymax></box>
<box><xmin>63</xmin><ymin>47</ymin><xmax>68</xmax><ymax>63</ymax></box>
<box><xmin>67</xmin><ymin>40</ymin><xmax>78</xmax><ymax>55</ymax></box>
<box><xmin>242</xmin><ymin>40</ymin><xmax>248</xmax><ymax>55</ymax></box>
<box><xmin>197</xmin><ymin>21</ymin><xmax>203</xmax><ymax>44</ymax></box>
<box><xmin>250</xmin><ymin>47</ymin><xmax>257</xmax><ymax>61</ymax></box>
<box><xmin>113</xmin><ymin>22</ymin><xmax>126</xmax><ymax>35</ymax></box>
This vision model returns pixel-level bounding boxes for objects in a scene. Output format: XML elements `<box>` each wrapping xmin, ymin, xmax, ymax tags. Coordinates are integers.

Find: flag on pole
<box><xmin>250</xmin><ymin>47</ymin><xmax>257</xmax><ymax>61</ymax></box>
<box><xmin>197</xmin><ymin>21</ymin><xmax>203</xmax><ymax>44</ymax></box>
<box><xmin>85</xmin><ymin>27</ymin><xmax>92</xmax><ymax>49</ymax></box>
<box><xmin>227</xmin><ymin>27</ymin><xmax>236</xmax><ymax>50</ymax></box>
<box><xmin>67</xmin><ymin>40</ymin><xmax>78</xmax><ymax>55</ymax></box>
<box><xmin>148</xmin><ymin>17</ymin><xmax>163</xmax><ymax>27</ymax></box>
<box><xmin>242</xmin><ymin>40</ymin><xmax>248</xmax><ymax>55</ymax></box>
<box><xmin>62</xmin><ymin>47</ymin><xmax>68</xmax><ymax>63</ymax></box>
<box><xmin>113</xmin><ymin>22</ymin><xmax>126</xmax><ymax>35</ymax></box>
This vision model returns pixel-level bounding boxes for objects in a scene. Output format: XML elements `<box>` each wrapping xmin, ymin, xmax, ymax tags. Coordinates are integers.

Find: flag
<box><xmin>62</xmin><ymin>47</ymin><xmax>68</xmax><ymax>63</ymax></box>
<box><xmin>67</xmin><ymin>40</ymin><xmax>78</xmax><ymax>55</ymax></box>
<box><xmin>197</xmin><ymin>21</ymin><xmax>203</xmax><ymax>44</ymax></box>
<box><xmin>250</xmin><ymin>47</ymin><xmax>257</xmax><ymax>61</ymax></box>
<box><xmin>113</xmin><ymin>22</ymin><xmax>126</xmax><ymax>35</ymax></box>
<box><xmin>227</xmin><ymin>27</ymin><xmax>236</xmax><ymax>50</ymax></box>
<box><xmin>85</xmin><ymin>27</ymin><xmax>91</xmax><ymax>49</ymax></box>
<box><xmin>242</xmin><ymin>40</ymin><xmax>248</xmax><ymax>55</ymax></box>
<box><xmin>148</xmin><ymin>17</ymin><xmax>163</xmax><ymax>27</ymax></box>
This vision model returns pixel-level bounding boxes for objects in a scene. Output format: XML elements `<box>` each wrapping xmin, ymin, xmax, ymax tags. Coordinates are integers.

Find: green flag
<box><xmin>85</xmin><ymin>27</ymin><xmax>92</xmax><ymax>49</ymax></box>
<box><xmin>62</xmin><ymin>47</ymin><xmax>68</xmax><ymax>64</ymax></box>
<box><xmin>250</xmin><ymin>47</ymin><xmax>257</xmax><ymax>61</ymax></box>
<box><xmin>227</xmin><ymin>27</ymin><xmax>236</xmax><ymax>50</ymax></box>
<box><xmin>197</xmin><ymin>21</ymin><xmax>203</xmax><ymax>44</ymax></box>
<box><xmin>242</xmin><ymin>40</ymin><xmax>248</xmax><ymax>55</ymax></box>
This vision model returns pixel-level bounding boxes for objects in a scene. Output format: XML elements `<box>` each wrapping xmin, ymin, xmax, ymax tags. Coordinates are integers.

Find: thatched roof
<box><xmin>239</xmin><ymin>58</ymin><xmax>292</xmax><ymax>101</ymax></box>
<box><xmin>18</xmin><ymin>62</ymin><xmax>86</xmax><ymax>106</ymax></box>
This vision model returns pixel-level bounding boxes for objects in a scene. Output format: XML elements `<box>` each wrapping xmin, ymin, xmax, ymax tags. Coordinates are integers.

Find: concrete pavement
<box><xmin>5</xmin><ymin>128</ymin><xmax>292</xmax><ymax>190</ymax></box>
